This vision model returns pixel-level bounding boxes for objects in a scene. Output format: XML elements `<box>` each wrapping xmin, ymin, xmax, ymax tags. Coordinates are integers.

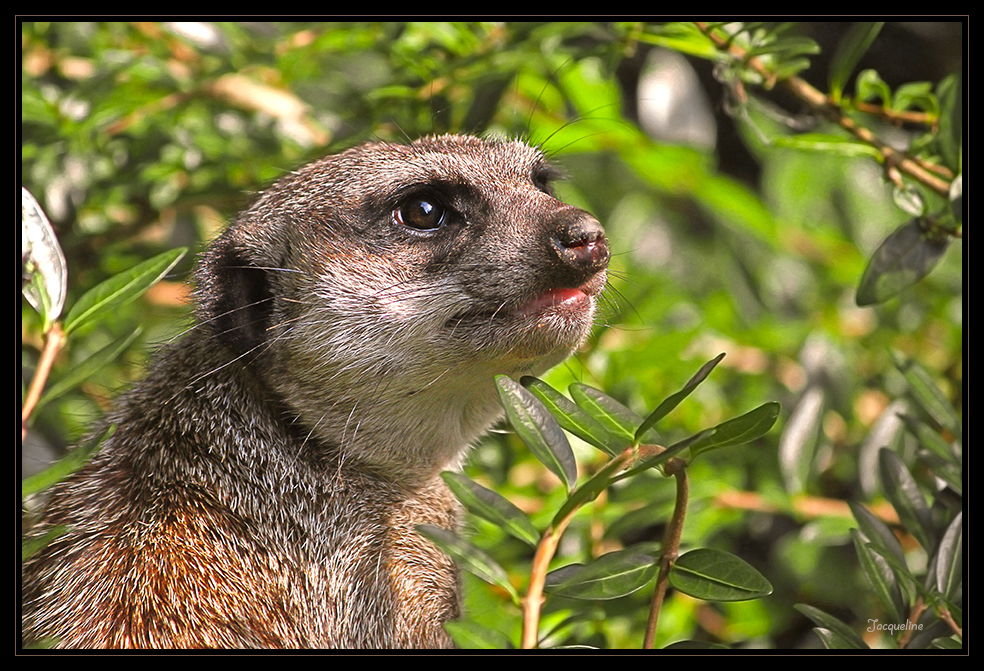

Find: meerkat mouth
<box><xmin>448</xmin><ymin>275</ymin><xmax>605</xmax><ymax>329</ymax></box>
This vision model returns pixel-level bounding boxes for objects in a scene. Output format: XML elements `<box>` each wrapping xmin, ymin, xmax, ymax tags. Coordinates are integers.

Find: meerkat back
<box><xmin>22</xmin><ymin>135</ymin><xmax>609</xmax><ymax>649</ymax></box>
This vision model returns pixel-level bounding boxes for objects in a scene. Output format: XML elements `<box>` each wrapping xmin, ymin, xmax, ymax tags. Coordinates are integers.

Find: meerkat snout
<box><xmin>22</xmin><ymin>134</ymin><xmax>609</xmax><ymax>649</ymax></box>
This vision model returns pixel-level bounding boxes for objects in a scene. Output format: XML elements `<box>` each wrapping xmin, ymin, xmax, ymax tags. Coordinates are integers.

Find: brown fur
<box><xmin>22</xmin><ymin>135</ymin><xmax>608</xmax><ymax>648</ymax></box>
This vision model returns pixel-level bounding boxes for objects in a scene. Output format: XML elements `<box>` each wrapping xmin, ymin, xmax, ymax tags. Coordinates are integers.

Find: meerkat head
<box><xmin>196</xmin><ymin>135</ymin><xmax>609</xmax><ymax>479</ymax></box>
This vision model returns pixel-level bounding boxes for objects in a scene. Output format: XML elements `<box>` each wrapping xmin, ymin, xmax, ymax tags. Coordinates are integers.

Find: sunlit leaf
<box><xmin>688</xmin><ymin>401</ymin><xmax>780</xmax><ymax>458</ymax></box>
<box><xmin>778</xmin><ymin>386</ymin><xmax>823</xmax><ymax>494</ymax></box>
<box><xmin>669</xmin><ymin>548</ymin><xmax>773</xmax><ymax>601</ymax></box>
<box><xmin>522</xmin><ymin>376</ymin><xmax>627</xmax><ymax>455</ymax></box>
<box><xmin>441</xmin><ymin>471</ymin><xmax>539</xmax><ymax>547</ymax></box>
<box><xmin>444</xmin><ymin>621</ymin><xmax>514</xmax><ymax>650</ymax></box>
<box><xmin>544</xmin><ymin>549</ymin><xmax>657</xmax><ymax>600</ymax></box>
<box><xmin>496</xmin><ymin>375</ymin><xmax>577</xmax><ymax>492</ymax></box>
<box><xmin>635</xmin><ymin>353</ymin><xmax>725</xmax><ymax>442</ymax></box>
<box><xmin>856</xmin><ymin>218</ymin><xmax>949</xmax><ymax>306</ymax></box>
<box><xmin>64</xmin><ymin>248</ymin><xmax>187</xmax><ymax>336</ymax></box>
<box><xmin>569</xmin><ymin>383</ymin><xmax>641</xmax><ymax>444</ymax></box>
<box><xmin>416</xmin><ymin>524</ymin><xmax>519</xmax><ymax>604</ymax></box>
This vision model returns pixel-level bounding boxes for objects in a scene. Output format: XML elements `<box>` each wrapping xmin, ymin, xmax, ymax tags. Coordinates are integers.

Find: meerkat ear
<box><xmin>196</xmin><ymin>234</ymin><xmax>273</xmax><ymax>357</ymax></box>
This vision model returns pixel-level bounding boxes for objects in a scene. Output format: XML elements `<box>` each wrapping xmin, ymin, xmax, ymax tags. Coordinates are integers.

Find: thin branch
<box><xmin>22</xmin><ymin>322</ymin><xmax>65</xmax><ymax>440</ymax></box>
<box><xmin>694</xmin><ymin>22</ymin><xmax>954</xmax><ymax>198</ymax></box>
<box><xmin>643</xmin><ymin>458</ymin><xmax>689</xmax><ymax>649</ymax></box>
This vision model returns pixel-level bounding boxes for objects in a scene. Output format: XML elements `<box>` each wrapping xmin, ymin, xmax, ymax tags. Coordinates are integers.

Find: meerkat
<box><xmin>21</xmin><ymin>134</ymin><xmax>609</xmax><ymax>649</ymax></box>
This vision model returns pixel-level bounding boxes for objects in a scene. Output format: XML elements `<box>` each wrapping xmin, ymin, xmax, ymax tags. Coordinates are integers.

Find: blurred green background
<box><xmin>21</xmin><ymin>21</ymin><xmax>962</xmax><ymax>649</ymax></box>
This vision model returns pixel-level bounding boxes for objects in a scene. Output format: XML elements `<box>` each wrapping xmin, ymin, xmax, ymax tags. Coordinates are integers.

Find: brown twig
<box><xmin>643</xmin><ymin>458</ymin><xmax>689</xmax><ymax>649</ymax></box>
<box><xmin>22</xmin><ymin>321</ymin><xmax>66</xmax><ymax>440</ymax></box>
<box><xmin>694</xmin><ymin>22</ymin><xmax>954</xmax><ymax>199</ymax></box>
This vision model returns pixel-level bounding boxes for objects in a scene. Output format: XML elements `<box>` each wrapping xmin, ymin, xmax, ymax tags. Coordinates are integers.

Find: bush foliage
<box><xmin>22</xmin><ymin>21</ymin><xmax>962</xmax><ymax>649</ymax></box>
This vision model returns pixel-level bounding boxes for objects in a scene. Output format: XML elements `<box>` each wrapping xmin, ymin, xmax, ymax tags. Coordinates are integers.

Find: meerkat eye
<box><xmin>394</xmin><ymin>196</ymin><xmax>446</xmax><ymax>231</ymax></box>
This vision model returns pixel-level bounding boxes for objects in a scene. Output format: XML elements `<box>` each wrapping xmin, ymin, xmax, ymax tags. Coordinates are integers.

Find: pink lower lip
<box><xmin>515</xmin><ymin>288</ymin><xmax>588</xmax><ymax>317</ymax></box>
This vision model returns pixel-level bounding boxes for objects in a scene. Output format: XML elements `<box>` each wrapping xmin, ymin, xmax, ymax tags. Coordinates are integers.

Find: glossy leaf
<box><xmin>813</xmin><ymin>627</ymin><xmax>866</xmax><ymax>650</ymax></box>
<box><xmin>856</xmin><ymin>218</ymin><xmax>949</xmax><ymax>306</ymax></box>
<box><xmin>828</xmin><ymin>22</ymin><xmax>884</xmax><ymax>102</ymax></box>
<box><xmin>496</xmin><ymin>375</ymin><xmax>577</xmax><ymax>492</ymax></box>
<box><xmin>416</xmin><ymin>524</ymin><xmax>519</xmax><ymax>604</ymax></box>
<box><xmin>635</xmin><ymin>353</ymin><xmax>725</xmax><ymax>443</ymax></box>
<box><xmin>891</xmin><ymin>351</ymin><xmax>961</xmax><ymax>436</ymax></box>
<box><xmin>568</xmin><ymin>383</ymin><xmax>642</xmax><ymax>444</ymax></box>
<box><xmin>688</xmin><ymin>401</ymin><xmax>780</xmax><ymax>458</ymax></box>
<box><xmin>64</xmin><ymin>247</ymin><xmax>187</xmax><ymax>336</ymax></box>
<box><xmin>848</xmin><ymin>501</ymin><xmax>906</xmax><ymax>567</ymax></box>
<box><xmin>794</xmin><ymin>604</ymin><xmax>868</xmax><ymax>649</ymax></box>
<box><xmin>544</xmin><ymin>549</ymin><xmax>658</xmax><ymax>600</ymax></box>
<box><xmin>669</xmin><ymin>548</ymin><xmax>773</xmax><ymax>601</ymax></box>
<box><xmin>935</xmin><ymin>512</ymin><xmax>962</xmax><ymax>602</ymax></box>
<box><xmin>851</xmin><ymin>529</ymin><xmax>907</xmax><ymax>623</ymax></box>
<box><xmin>522</xmin><ymin>376</ymin><xmax>626</xmax><ymax>455</ymax></box>
<box><xmin>441</xmin><ymin>471</ymin><xmax>539</xmax><ymax>547</ymax></box>
<box><xmin>878</xmin><ymin>448</ymin><xmax>934</xmax><ymax>551</ymax></box>
<box><xmin>779</xmin><ymin>386</ymin><xmax>823</xmax><ymax>494</ymax></box>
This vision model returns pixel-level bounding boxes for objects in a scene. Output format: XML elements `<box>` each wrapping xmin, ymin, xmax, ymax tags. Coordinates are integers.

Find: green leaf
<box><xmin>771</xmin><ymin>133</ymin><xmax>882</xmax><ymax>158</ymax></box>
<box><xmin>568</xmin><ymin>383</ymin><xmax>643</xmax><ymax>445</ymax></box>
<box><xmin>851</xmin><ymin>529</ymin><xmax>907</xmax><ymax>623</ymax></box>
<box><xmin>33</xmin><ymin>328</ymin><xmax>142</xmax><ymax>414</ymax></box>
<box><xmin>663</xmin><ymin>640</ymin><xmax>731</xmax><ymax>649</ymax></box>
<box><xmin>892</xmin><ymin>81</ymin><xmax>937</xmax><ymax>115</ymax></box>
<box><xmin>779</xmin><ymin>386</ymin><xmax>823</xmax><ymax>494</ymax></box>
<box><xmin>669</xmin><ymin>548</ymin><xmax>773</xmax><ymax>601</ymax></box>
<box><xmin>21</xmin><ymin>425</ymin><xmax>116</xmax><ymax>498</ymax></box>
<box><xmin>934</xmin><ymin>512</ymin><xmax>962</xmax><ymax>602</ymax></box>
<box><xmin>496</xmin><ymin>375</ymin><xmax>577</xmax><ymax>492</ymax></box>
<box><xmin>689</xmin><ymin>401</ymin><xmax>781</xmax><ymax>458</ymax></box>
<box><xmin>794</xmin><ymin>604</ymin><xmax>869</xmax><ymax>649</ymax></box>
<box><xmin>63</xmin><ymin>247</ymin><xmax>187</xmax><ymax>336</ymax></box>
<box><xmin>935</xmin><ymin>73</ymin><xmax>962</xmax><ymax>171</ymax></box>
<box><xmin>635</xmin><ymin>353</ymin><xmax>725</xmax><ymax>443</ymax></box>
<box><xmin>544</xmin><ymin>549</ymin><xmax>658</xmax><ymax>600</ymax></box>
<box><xmin>22</xmin><ymin>525</ymin><xmax>67</xmax><ymax>562</ymax></box>
<box><xmin>856</xmin><ymin>218</ymin><xmax>949</xmax><ymax>306</ymax></box>
<box><xmin>848</xmin><ymin>501</ymin><xmax>907</xmax><ymax>567</ymax></box>
<box><xmin>813</xmin><ymin>627</ymin><xmax>867</xmax><ymax>650</ymax></box>
<box><xmin>441</xmin><ymin>472</ymin><xmax>539</xmax><ymax>547</ymax></box>
<box><xmin>829</xmin><ymin>22</ymin><xmax>884</xmax><ymax>102</ymax></box>
<box><xmin>855</xmin><ymin>68</ymin><xmax>892</xmax><ymax>106</ymax></box>
<box><xmin>416</xmin><ymin>524</ymin><xmax>519</xmax><ymax>604</ymax></box>
<box><xmin>878</xmin><ymin>448</ymin><xmax>934</xmax><ymax>551</ymax></box>
<box><xmin>444</xmin><ymin>621</ymin><xmax>513</xmax><ymax>650</ymax></box>
<box><xmin>891</xmin><ymin>352</ymin><xmax>961</xmax><ymax>436</ymax></box>
<box><xmin>522</xmin><ymin>377</ymin><xmax>627</xmax><ymax>455</ymax></box>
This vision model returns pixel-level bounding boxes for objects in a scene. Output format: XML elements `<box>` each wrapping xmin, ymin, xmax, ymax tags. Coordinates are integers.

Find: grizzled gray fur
<box><xmin>22</xmin><ymin>135</ymin><xmax>609</xmax><ymax>648</ymax></box>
